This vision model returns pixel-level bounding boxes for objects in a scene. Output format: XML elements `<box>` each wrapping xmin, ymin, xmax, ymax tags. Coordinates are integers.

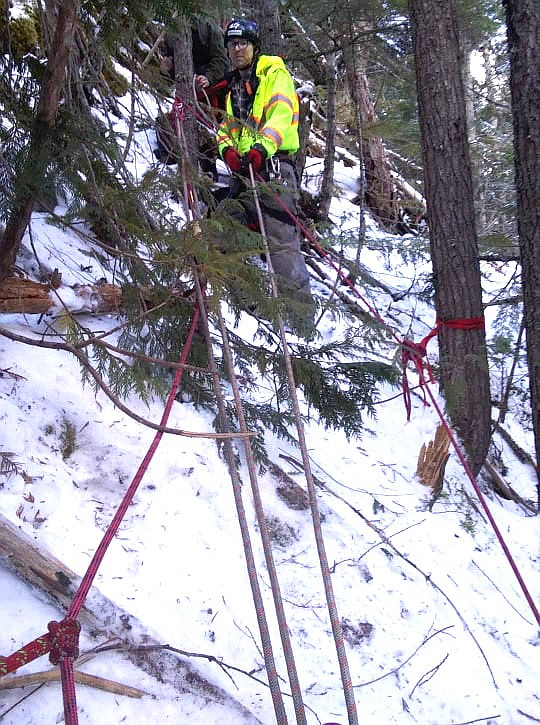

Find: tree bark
<box><xmin>172</xmin><ymin>16</ymin><xmax>198</xmax><ymax>174</ymax></box>
<box><xmin>0</xmin><ymin>0</ymin><xmax>80</xmax><ymax>282</ymax></box>
<box><xmin>0</xmin><ymin>277</ymin><xmax>122</xmax><ymax>314</ymax></box>
<box><xmin>0</xmin><ymin>511</ymin><xmax>263</xmax><ymax>723</ymax></box>
<box><xmin>318</xmin><ymin>49</ymin><xmax>338</xmax><ymax>220</ymax></box>
<box><xmin>503</xmin><ymin>0</ymin><xmax>540</xmax><ymax>507</ymax></box>
<box><xmin>341</xmin><ymin>27</ymin><xmax>400</xmax><ymax>232</ymax></box>
<box><xmin>408</xmin><ymin>0</ymin><xmax>491</xmax><ymax>475</ymax></box>
<box><xmin>252</xmin><ymin>0</ymin><xmax>283</xmax><ymax>56</ymax></box>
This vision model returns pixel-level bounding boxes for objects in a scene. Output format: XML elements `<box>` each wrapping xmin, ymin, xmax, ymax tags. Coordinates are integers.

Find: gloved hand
<box><xmin>223</xmin><ymin>147</ymin><xmax>242</xmax><ymax>172</ymax></box>
<box><xmin>246</xmin><ymin>144</ymin><xmax>267</xmax><ymax>172</ymax></box>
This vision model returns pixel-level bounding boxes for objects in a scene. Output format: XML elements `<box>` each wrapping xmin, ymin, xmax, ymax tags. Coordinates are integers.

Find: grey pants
<box><xmin>223</xmin><ymin>160</ymin><xmax>311</xmax><ymax>296</ymax></box>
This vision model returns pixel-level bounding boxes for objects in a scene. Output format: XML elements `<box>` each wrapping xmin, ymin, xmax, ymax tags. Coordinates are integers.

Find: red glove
<box><xmin>246</xmin><ymin>144</ymin><xmax>267</xmax><ymax>172</ymax></box>
<box><xmin>223</xmin><ymin>147</ymin><xmax>242</xmax><ymax>172</ymax></box>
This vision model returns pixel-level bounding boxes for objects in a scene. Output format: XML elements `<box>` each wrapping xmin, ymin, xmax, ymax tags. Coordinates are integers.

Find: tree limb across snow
<box><xmin>0</xmin><ymin>511</ymin><xmax>264</xmax><ymax>724</ymax></box>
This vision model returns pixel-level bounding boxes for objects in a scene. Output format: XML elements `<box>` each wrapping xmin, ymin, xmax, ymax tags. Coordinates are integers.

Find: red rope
<box><xmin>0</xmin><ymin>307</ymin><xmax>201</xmax><ymax>725</ymax></box>
<box><xmin>0</xmin><ymin>633</ymin><xmax>52</xmax><ymax>676</ymax></box>
<box><xmin>423</xmin><ymin>383</ymin><xmax>540</xmax><ymax>627</ymax></box>
<box><xmin>60</xmin><ymin>659</ymin><xmax>79</xmax><ymax>725</ymax></box>
<box><xmin>69</xmin><ymin>306</ymin><xmax>200</xmax><ymax>620</ymax></box>
<box><xmin>243</xmin><ymin>169</ymin><xmax>540</xmax><ymax>628</ymax></box>
<box><xmin>401</xmin><ymin>317</ymin><xmax>485</xmax><ymax>420</ymax></box>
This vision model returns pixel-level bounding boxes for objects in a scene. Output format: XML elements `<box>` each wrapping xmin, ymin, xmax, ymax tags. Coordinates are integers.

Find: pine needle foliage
<box><xmin>290</xmin><ymin>352</ymin><xmax>397</xmax><ymax>438</ymax></box>
<box><xmin>0</xmin><ymin>2</ymin><xmax>406</xmax><ymax>458</ymax></box>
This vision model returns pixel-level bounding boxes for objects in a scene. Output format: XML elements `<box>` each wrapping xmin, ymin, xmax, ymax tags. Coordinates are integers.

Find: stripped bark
<box><xmin>0</xmin><ymin>277</ymin><xmax>122</xmax><ymax>315</ymax></box>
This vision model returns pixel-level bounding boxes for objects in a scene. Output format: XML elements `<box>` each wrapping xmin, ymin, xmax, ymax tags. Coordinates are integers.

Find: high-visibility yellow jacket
<box><xmin>217</xmin><ymin>55</ymin><xmax>299</xmax><ymax>159</ymax></box>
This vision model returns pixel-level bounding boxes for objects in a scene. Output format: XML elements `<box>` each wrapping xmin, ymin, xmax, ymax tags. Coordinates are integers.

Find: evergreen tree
<box><xmin>503</xmin><ymin>0</ymin><xmax>540</xmax><ymax>508</ymax></box>
<box><xmin>407</xmin><ymin>0</ymin><xmax>491</xmax><ymax>474</ymax></box>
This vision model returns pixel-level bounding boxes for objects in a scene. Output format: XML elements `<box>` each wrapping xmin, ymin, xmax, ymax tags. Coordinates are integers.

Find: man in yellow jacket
<box><xmin>216</xmin><ymin>18</ymin><xmax>314</xmax><ymax>331</ymax></box>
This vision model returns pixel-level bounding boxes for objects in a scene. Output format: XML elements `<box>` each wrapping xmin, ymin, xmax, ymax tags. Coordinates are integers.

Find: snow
<box><xmin>0</xmin><ymin>86</ymin><xmax>539</xmax><ymax>725</ymax></box>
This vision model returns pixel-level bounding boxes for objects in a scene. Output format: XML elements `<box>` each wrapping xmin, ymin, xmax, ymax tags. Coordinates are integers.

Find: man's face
<box><xmin>227</xmin><ymin>39</ymin><xmax>255</xmax><ymax>70</ymax></box>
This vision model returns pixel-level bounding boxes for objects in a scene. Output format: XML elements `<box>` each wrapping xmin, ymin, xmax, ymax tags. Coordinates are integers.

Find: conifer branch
<box><xmin>0</xmin><ymin>325</ymin><xmax>254</xmax><ymax>440</ymax></box>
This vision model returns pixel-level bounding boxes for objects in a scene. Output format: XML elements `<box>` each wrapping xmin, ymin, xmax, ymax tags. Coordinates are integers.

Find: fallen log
<box><xmin>0</xmin><ymin>277</ymin><xmax>194</xmax><ymax>315</ymax></box>
<box><xmin>0</xmin><ymin>277</ymin><xmax>123</xmax><ymax>314</ymax></box>
<box><xmin>0</xmin><ymin>512</ymin><xmax>264</xmax><ymax>723</ymax></box>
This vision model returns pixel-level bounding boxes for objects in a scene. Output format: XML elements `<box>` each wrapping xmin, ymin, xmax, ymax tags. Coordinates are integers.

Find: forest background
<box><xmin>0</xmin><ymin>0</ymin><xmax>538</xmax><ymax>724</ymax></box>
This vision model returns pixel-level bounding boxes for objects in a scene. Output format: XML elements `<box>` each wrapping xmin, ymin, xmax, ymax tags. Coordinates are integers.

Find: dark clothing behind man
<box><xmin>160</xmin><ymin>15</ymin><xmax>229</xmax><ymax>87</ymax></box>
<box><xmin>154</xmin><ymin>15</ymin><xmax>229</xmax><ymax>169</ymax></box>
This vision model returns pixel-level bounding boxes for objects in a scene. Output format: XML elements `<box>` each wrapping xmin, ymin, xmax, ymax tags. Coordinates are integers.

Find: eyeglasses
<box><xmin>227</xmin><ymin>39</ymin><xmax>250</xmax><ymax>50</ymax></box>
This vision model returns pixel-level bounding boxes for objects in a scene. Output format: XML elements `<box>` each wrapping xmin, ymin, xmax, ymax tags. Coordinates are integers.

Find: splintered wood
<box><xmin>416</xmin><ymin>423</ymin><xmax>451</xmax><ymax>495</ymax></box>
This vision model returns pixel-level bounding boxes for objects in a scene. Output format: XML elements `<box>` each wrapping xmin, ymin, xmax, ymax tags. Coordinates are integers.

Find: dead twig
<box><xmin>516</xmin><ymin>709</ymin><xmax>540</xmax><ymax>722</ymax></box>
<box><xmin>0</xmin><ymin>668</ymin><xmax>148</xmax><ymax>698</ymax></box>
<box><xmin>492</xmin><ymin>420</ymin><xmax>537</xmax><ymax>471</ymax></box>
<box><xmin>0</xmin><ymin>683</ymin><xmax>45</xmax><ymax>720</ymax></box>
<box><xmin>437</xmin><ymin>716</ymin><xmax>501</xmax><ymax>725</ymax></box>
<box><xmin>471</xmin><ymin>560</ymin><xmax>533</xmax><ymax>624</ymax></box>
<box><xmin>83</xmin><ymin>640</ymin><xmax>321</xmax><ymax>721</ymax></box>
<box><xmin>354</xmin><ymin>625</ymin><xmax>453</xmax><ymax>689</ymax></box>
<box><xmin>408</xmin><ymin>652</ymin><xmax>449</xmax><ymax>698</ymax></box>
<box><xmin>0</xmin><ymin>367</ymin><xmax>25</xmax><ymax>381</ymax></box>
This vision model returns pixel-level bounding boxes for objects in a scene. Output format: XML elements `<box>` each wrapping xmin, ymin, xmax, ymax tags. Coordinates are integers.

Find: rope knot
<box><xmin>172</xmin><ymin>96</ymin><xmax>186</xmax><ymax>122</ymax></box>
<box><xmin>401</xmin><ymin>336</ymin><xmax>435</xmax><ymax>421</ymax></box>
<box><xmin>48</xmin><ymin>618</ymin><xmax>81</xmax><ymax>665</ymax></box>
<box><xmin>401</xmin><ymin>338</ymin><xmax>427</xmax><ymax>368</ymax></box>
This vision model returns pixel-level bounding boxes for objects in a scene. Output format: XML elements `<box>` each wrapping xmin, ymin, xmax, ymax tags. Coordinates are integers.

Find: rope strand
<box><xmin>248</xmin><ymin>165</ymin><xmax>359</xmax><ymax>724</ymax></box>
<box><xmin>216</xmin><ymin>304</ymin><xmax>308</xmax><ymax>724</ymax></box>
<box><xmin>192</xmin><ymin>275</ymin><xmax>289</xmax><ymax>724</ymax></box>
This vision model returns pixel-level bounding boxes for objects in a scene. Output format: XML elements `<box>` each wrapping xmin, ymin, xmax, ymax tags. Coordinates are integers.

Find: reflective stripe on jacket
<box><xmin>217</xmin><ymin>55</ymin><xmax>299</xmax><ymax>158</ymax></box>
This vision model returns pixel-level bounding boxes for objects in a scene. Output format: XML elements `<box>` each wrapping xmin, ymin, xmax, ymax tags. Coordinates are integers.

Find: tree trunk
<box><xmin>503</xmin><ymin>0</ymin><xmax>540</xmax><ymax>507</ymax></box>
<box><xmin>296</xmin><ymin>90</ymin><xmax>313</xmax><ymax>183</ymax></box>
<box><xmin>0</xmin><ymin>512</ymin><xmax>263</xmax><ymax>723</ymax></box>
<box><xmin>0</xmin><ymin>0</ymin><xmax>80</xmax><ymax>282</ymax></box>
<box><xmin>252</xmin><ymin>0</ymin><xmax>282</xmax><ymax>56</ymax></box>
<box><xmin>408</xmin><ymin>0</ymin><xmax>491</xmax><ymax>475</ymax></box>
<box><xmin>172</xmin><ymin>16</ymin><xmax>198</xmax><ymax>174</ymax></box>
<box><xmin>342</xmin><ymin>29</ymin><xmax>400</xmax><ymax>232</ymax></box>
<box><xmin>318</xmin><ymin>50</ymin><xmax>338</xmax><ymax>220</ymax></box>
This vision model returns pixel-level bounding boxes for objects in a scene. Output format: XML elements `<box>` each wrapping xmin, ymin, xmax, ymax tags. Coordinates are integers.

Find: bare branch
<box><xmin>408</xmin><ymin>652</ymin><xmax>449</xmax><ymax>697</ymax></box>
<box><xmin>0</xmin><ymin>668</ymin><xmax>148</xmax><ymax>698</ymax></box>
<box><xmin>0</xmin><ymin>325</ymin><xmax>254</xmax><ymax>441</ymax></box>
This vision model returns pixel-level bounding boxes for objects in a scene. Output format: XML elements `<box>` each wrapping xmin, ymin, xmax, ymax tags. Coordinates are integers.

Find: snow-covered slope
<box><xmin>0</xmin><ymin>86</ymin><xmax>538</xmax><ymax>725</ymax></box>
